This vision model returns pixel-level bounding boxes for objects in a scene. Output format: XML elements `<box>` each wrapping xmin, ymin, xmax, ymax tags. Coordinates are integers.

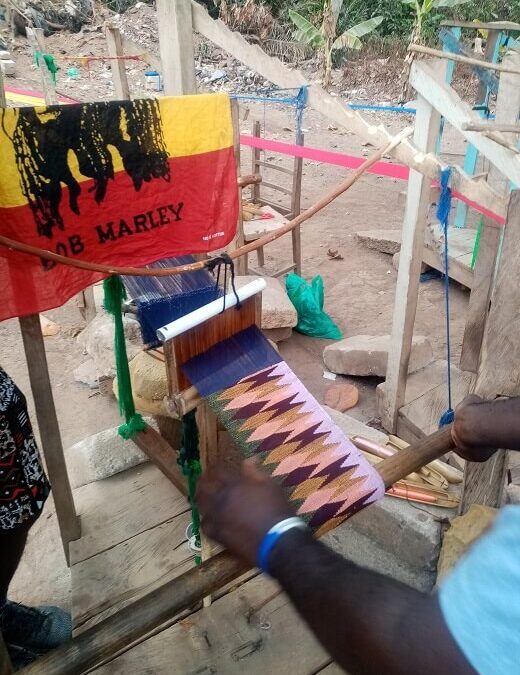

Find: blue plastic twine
<box><xmin>437</xmin><ymin>167</ymin><xmax>455</xmax><ymax>427</ymax></box>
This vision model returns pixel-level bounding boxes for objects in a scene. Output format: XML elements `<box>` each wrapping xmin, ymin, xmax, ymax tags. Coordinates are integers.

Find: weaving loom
<box><xmin>153</xmin><ymin>280</ymin><xmax>385</xmax><ymax>537</ymax></box>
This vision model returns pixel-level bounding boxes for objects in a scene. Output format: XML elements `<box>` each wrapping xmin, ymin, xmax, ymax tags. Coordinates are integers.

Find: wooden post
<box><xmin>105</xmin><ymin>24</ymin><xmax>131</xmax><ymax>100</ymax></box>
<box><xmin>26</xmin><ymin>27</ymin><xmax>58</xmax><ymax>105</ymax></box>
<box><xmin>0</xmin><ymin>67</ymin><xmax>6</xmax><ymax>108</ymax></box>
<box><xmin>0</xmin><ymin>632</ymin><xmax>13</xmax><ymax>675</ymax></box>
<box><xmin>19</xmin><ymin>315</ymin><xmax>81</xmax><ymax>561</ymax></box>
<box><xmin>290</xmin><ymin>132</ymin><xmax>304</xmax><ymax>275</ymax></box>
<box><xmin>230</xmin><ymin>99</ymin><xmax>247</xmax><ymax>274</ymax></box>
<box><xmin>156</xmin><ymin>0</ymin><xmax>197</xmax><ymax>96</ymax></box>
<box><xmin>380</xmin><ymin>93</ymin><xmax>442</xmax><ymax>432</ymax></box>
<box><xmin>196</xmin><ymin>402</ymin><xmax>220</xmax><ymax>607</ymax></box>
<box><xmin>460</xmin><ymin>191</ymin><xmax>520</xmax><ymax>512</ymax></box>
<box><xmin>460</xmin><ymin>49</ymin><xmax>520</xmax><ymax>372</ymax></box>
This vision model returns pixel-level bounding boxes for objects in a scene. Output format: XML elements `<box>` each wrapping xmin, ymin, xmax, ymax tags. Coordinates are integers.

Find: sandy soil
<box><xmin>1</xmin><ymin>27</ymin><xmax>471</xmax><ymax>613</ymax></box>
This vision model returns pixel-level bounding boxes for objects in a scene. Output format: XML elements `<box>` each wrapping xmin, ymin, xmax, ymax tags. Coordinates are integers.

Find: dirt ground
<box><xmin>1</xmin><ymin>26</ymin><xmax>472</xmax><ymax>613</ymax></box>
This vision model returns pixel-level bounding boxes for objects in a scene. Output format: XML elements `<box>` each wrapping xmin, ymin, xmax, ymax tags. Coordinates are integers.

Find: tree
<box><xmin>400</xmin><ymin>0</ymin><xmax>471</xmax><ymax>100</ymax></box>
<box><xmin>289</xmin><ymin>1</ymin><xmax>383</xmax><ymax>89</ymax></box>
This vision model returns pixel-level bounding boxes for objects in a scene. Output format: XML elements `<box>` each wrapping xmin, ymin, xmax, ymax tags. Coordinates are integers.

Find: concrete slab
<box><xmin>355</xmin><ymin>229</ymin><xmax>401</xmax><ymax>255</ymax></box>
<box><xmin>324</xmin><ymin>334</ymin><xmax>433</xmax><ymax>377</ymax></box>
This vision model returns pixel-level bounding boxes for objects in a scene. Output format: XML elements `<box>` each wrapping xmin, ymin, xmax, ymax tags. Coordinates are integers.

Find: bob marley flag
<box><xmin>0</xmin><ymin>94</ymin><xmax>237</xmax><ymax>320</ymax></box>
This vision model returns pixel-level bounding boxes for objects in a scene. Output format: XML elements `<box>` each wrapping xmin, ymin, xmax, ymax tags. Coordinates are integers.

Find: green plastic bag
<box><xmin>285</xmin><ymin>273</ymin><xmax>342</xmax><ymax>339</ymax></box>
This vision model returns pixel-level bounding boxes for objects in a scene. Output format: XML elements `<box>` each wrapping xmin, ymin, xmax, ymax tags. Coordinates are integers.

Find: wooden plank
<box><xmin>460</xmin><ymin>191</ymin><xmax>520</xmax><ymax>511</ymax></box>
<box><xmin>69</xmin><ymin>463</ymin><xmax>189</xmax><ymax>565</ymax></box>
<box><xmin>133</xmin><ymin>425</ymin><xmax>186</xmax><ymax>495</ymax></box>
<box><xmin>105</xmin><ymin>24</ymin><xmax>131</xmax><ymax>100</ymax></box>
<box><xmin>190</xmin><ymin>0</ymin><xmax>507</xmax><ymax>222</ymax></box>
<box><xmin>19</xmin><ymin>314</ymin><xmax>80</xmax><ymax>560</ymax></box>
<box><xmin>440</xmin><ymin>20</ymin><xmax>520</xmax><ymax>31</ymax></box>
<box><xmin>380</xmin><ymin>93</ymin><xmax>442</xmax><ymax>433</ymax></box>
<box><xmin>291</xmin><ymin>135</ymin><xmax>304</xmax><ymax>275</ymax></box>
<box><xmin>25</xmin><ymin>430</ymin><xmax>457</xmax><ymax>675</ymax></box>
<box><xmin>72</xmin><ymin>511</ymin><xmax>195</xmax><ymax>633</ymax></box>
<box><xmin>410</xmin><ymin>60</ymin><xmax>520</xmax><ymax>187</ymax></box>
<box><xmin>460</xmin><ymin>49</ymin><xmax>520</xmax><ymax>372</ymax></box>
<box><xmin>93</xmin><ymin>575</ymin><xmax>332</xmax><ymax>675</ymax></box>
<box><xmin>157</xmin><ymin>0</ymin><xmax>197</xmax><ymax>95</ymax></box>
<box><xmin>399</xmin><ymin>367</ymin><xmax>474</xmax><ymax>438</ymax></box>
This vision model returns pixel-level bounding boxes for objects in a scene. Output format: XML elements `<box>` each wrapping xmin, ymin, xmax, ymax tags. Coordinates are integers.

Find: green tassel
<box><xmin>179</xmin><ymin>411</ymin><xmax>202</xmax><ymax>565</ymax></box>
<box><xmin>34</xmin><ymin>51</ymin><xmax>59</xmax><ymax>85</ymax></box>
<box><xmin>103</xmin><ymin>275</ymin><xmax>147</xmax><ymax>439</ymax></box>
<box><xmin>471</xmin><ymin>216</ymin><xmax>483</xmax><ymax>270</ymax></box>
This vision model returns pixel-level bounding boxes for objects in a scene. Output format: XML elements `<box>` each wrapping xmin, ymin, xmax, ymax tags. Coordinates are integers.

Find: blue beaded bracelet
<box><xmin>257</xmin><ymin>517</ymin><xmax>308</xmax><ymax>575</ymax></box>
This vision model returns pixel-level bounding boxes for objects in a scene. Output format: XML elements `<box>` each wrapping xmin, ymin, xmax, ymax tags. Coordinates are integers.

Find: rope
<box><xmin>207</xmin><ymin>253</ymin><xmax>242</xmax><ymax>311</ymax></box>
<box><xmin>178</xmin><ymin>410</ymin><xmax>202</xmax><ymax>565</ymax></box>
<box><xmin>436</xmin><ymin>168</ymin><xmax>455</xmax><ymax>427</ymax></box>
<box><xmin>103</xmin><ymin>275</ymin><xmax>147</xmax><ymax>439</ymax></box>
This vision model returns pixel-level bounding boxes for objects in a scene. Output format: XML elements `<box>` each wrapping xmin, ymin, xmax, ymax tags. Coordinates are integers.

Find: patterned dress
<box><xmin>0</xmin><ymin>368</ymin><xmax>50</xmax><ymax>531</ymax></box>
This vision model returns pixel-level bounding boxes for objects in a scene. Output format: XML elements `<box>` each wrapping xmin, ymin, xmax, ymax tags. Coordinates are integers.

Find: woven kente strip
<box><xmin>183</xmin><ymin>326</ymin><xmax>384</xmax><ymax>536</ymax></box>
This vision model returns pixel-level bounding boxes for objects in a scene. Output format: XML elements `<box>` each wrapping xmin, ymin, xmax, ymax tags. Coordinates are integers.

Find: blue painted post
<box><xmin>454</xmin><ymin>30</ymin><xmax>503</xmax><ymax>228</ymax></box>
<box><xmin>436</xmin><ymin>27</ymin><xmax>461</xmax><ymax>155</ymax></box>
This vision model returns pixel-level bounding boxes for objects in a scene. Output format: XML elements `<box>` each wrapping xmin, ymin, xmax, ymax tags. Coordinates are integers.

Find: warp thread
<box><xmin>436</xmin><ymin>168</ymin><xmax>455</xmax><ymax>428</ymax></box>
<box><xmin>103</xmin><ymin>275</ymin><xmax>147</xmax><ymax>439</ymax></box>
<box><xmin>178</xmin><ymin>410</ymin><xmax>202</xmax><ymax>565</ymax></box>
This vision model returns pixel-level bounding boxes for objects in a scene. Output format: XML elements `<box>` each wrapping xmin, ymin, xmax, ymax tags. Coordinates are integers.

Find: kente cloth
<box><xmin>123</xmin><ymin>256</ymin><xmax>222</xmax><ymax>347</ymax></box>
<box><xmin>0</xmin><ymin>368</ymin><xmax>50</xmax><ymax>531</ymax></box>
<box><xmin>183</xmin><ymin>326</ymin><xmax>385</xmax><ymax>536</ymax></box>
<box><xmin>0</xmin><ymin>94</ymin><xmax>237</xmax><ymax>321</ymax></box>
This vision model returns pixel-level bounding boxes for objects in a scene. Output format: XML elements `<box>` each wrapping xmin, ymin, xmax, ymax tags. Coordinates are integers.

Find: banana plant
<box><xmin>400</xmin><ymin>0</ymin><xmax>471</xmax><ymax>100</ymax></box>
<box><xmin>289</xmin><ymin>1</ymin><xmax>383</xmax><ymax>89</ymax></box>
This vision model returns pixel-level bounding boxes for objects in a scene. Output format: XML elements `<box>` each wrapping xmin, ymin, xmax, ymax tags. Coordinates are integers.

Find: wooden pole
<box><xmin>460</xmin><ymin>49</ymin><xmax>520</xmax><ymax>373</ymax></box>
<box><xmin>156</xmin><ymin>0</ymin><xmax>197</xmax><ymax>95</ymax></box>
<box><xmin>105</xmin><ymin>24</ymin><xmax>131</xmax><ymax>100</ymax></box>
<box><xmin>19</xmin><ymin>315</ymin><xmax>81</xmax><ymax>561</ymax></box>
<box><xmin>381</xmin><ymin>89</ymin><xmax>442</xmax><ymax>432</ymax></box>
<box><xmin>0</xmin><ymin>68</ymin><xmax>6</xmax><ymax>108</ymax></box>
<box><xmin>408</xmin><ymin>43</ymin><xmax>520</xmax><ymax>76</ymax></box>
<box><xmin>230</xmin><ymin>98</ymin><xmax>247</xmax><ymax>274</ymax></box>
<box><xmin>21</xmin><ymin>425</ymin><xmax>455</xmax><ymax>675</ymax></box>
<box><xmin>463</xmin><ymin>121</ymin><xmax>520</xmax><ymax>134</ymax></box>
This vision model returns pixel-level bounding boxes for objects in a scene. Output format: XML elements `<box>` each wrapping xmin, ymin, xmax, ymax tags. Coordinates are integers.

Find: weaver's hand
<box><xmin>197</xmin><ymin>460</ymin><xmax>293</xmax><ymax>567</ymax></box>
<box><xmin>452</xmin><ymin>395</ymin><xmax>498</xmax><ymax>463</ymax></box>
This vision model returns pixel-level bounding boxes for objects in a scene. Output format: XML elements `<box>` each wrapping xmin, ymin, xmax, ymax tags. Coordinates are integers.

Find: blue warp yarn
<box><xmin>437</xmin><ymin>167</ymin><xmax>455</xmax><ymax>427</ymax></box>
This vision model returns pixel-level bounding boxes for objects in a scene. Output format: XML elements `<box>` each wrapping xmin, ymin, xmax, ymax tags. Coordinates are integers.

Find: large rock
<box><xmin>124</xmin><ymin>350</ymin><xmax>169</xmax><ymax>415</ymax></box>
<box><xmin>355</xmin><ymin>229</ymin><xmax>401</xmax><ymax>255</ymax></box>
<box><xmin>77</xmin><ymin>312</ymin><xmax>144</xmax><ymax>380</ymax></box>
<box><xmin>233</xmin><ymin>275</ymin><xmax>297</xmax><ymax>330</ymax></box>
<box><xmin>66</xmin><ymin>424</ymin><xmax>154</xmax><ymax>488</ymax></box>
<box><xmin>324</xmin><ymin>334</ymin><xmax>433</xmax><ymax>377</ymax></box>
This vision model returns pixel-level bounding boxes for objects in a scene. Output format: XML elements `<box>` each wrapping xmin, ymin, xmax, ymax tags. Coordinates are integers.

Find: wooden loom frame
<box><xmin>378</xmin><ymin>50</ymin><xmax>520</xmax><ymax>513</ymax></box>
<box><xmin>1</xmin><ymin>2</ymin><xmax>518</xmax><ymax>671</ymax></box>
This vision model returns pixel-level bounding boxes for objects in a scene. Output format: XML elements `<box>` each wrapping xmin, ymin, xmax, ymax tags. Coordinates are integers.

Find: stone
<box><xmin>323</xmin><ymin>334</ymin><xmax>433</xmax><ymax>377</ymax></box>
<box><xmin>350</xmin><ymin>494</ymin><xmax>444</xmax><ymax>574</ymax></box>
<box><xmin>324</xmin><ymin>383</ymin><xmax>359</xmax><ymax>412</ymax></box>
<box><xmin>0</xmin><ymin>60</ymin><xmax>15</xmax><ymax>76</ymax></box>
<box><xmin>233</xmin><ymin>275</ymin><xmax>297</xmax><ymax>329</ymax></box>
<box><xmin>325</xmin><ymin>522</ymin><xmax>434</xmax><ymax>591</ymax></box>
<box><xmin>65</xmin><ymin>423</ymin><xmax>157</xmax><ymax>488</ymax></box>
<box><xmin>77</xmin><ymin>312</ymin><xmax>144</xmax><ymax>380</ymax></box>
<box><xmin>262</xmin><ymin>326</ymin><xmax>292</xmax><ymax>343</ymax></box>
<box><xmin>437</xmin><ymin>504</ymin><xmax>497</xmax><ymax>583</ymax></box>
<box><xmin>355</xmin><ymin>229</ymin><xmax>401</xmax><ymax>255</ymax></box>
<box><xmin>73</xmin><ymin>359</ymin><xmax>99</xmax><ymax>388</ymax></box>
<box><xmin>323</xmin><ymin>405</ymin><xmax>388</xmax><ymax>445</ymax></box>
<box><xmin>393</xmin><ymin>251</ymin><xmax>428</xmax><ymax>274</ymax></box>
<box><xmin>0</xmin><ymin>51</ymin><xmax>10</xmax><ymax>60</ymax></box>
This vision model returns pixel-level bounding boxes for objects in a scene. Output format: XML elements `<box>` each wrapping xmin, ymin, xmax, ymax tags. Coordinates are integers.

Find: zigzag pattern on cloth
<box><xmin>183</xmin><ymin>326</ymin><xmax>384</xmax><ymax>536</ymax></box>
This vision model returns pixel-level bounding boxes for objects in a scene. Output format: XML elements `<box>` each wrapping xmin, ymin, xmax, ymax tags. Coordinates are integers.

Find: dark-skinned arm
<box><xmin>197</xmin><ymin>462</ymin><xmax>475</xmax><ymax>675</ymax></box>
<box><xmin>452</xmin><ymin>395</ymin><xmax>520</xmax><ymax>461</ymax></box>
